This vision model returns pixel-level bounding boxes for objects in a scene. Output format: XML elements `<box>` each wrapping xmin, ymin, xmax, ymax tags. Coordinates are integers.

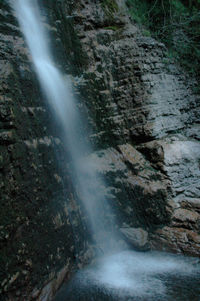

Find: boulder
<box><xmin>120</xmin><ymin>227</ymin><xmax>150</xmax><ymax>251</ymax></box>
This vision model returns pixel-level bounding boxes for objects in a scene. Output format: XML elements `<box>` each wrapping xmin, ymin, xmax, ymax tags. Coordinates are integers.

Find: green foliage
<box><xmin>142</xmin><ymin>29</ymin><xmax>151</xmax><ymax>37</ymax></box>
<box><xmin>126</xmin><ymin>0</ymin><xmax>150</xmax><ymax>25</ymax></box>
<box><xmin>101</xmin><ymin>0</ymin><xmax>119</xmax><ymax>19</ymax></box>
<box><xmin>104</xmin><ymin>25</ymin><xmax>123</xmax><ymax>31</ymax></box>
<box><xmin>126</xmin><ymin>0</ymin><xmax>200</xmax><ymax>78</ymax></box>
<box><xmin>102</xmin><ymin>0</ymin><xmax>118</xmax><ymax>12</ymax></box>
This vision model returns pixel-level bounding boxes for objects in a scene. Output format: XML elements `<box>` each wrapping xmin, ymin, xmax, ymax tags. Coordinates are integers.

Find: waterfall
<box><xmin>12</xmin><ymin>1</ymin><xmax>200</xmax><ymax>300</ymax></box>
<box><xmin>12</xmin><ymin>0</ymin><xmax>120</xmax><ymax>252</ymax></box>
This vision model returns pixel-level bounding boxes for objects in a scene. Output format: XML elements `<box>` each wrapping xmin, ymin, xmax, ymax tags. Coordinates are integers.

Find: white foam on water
<box><xmin>12</xmin><ymin>2</ymin><xmax>200</xmax><ymax>300</ymax></box>
<box><xmin>84</xmin><ymin>250</ymin><xmax>199</xmax><ymax>298</ymax></box>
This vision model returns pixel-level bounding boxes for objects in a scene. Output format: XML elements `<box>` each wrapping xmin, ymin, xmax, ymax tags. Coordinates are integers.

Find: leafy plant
<box><xmin>126</xmin><ymin>0</ymin><xmax>200</xmax><ymax>78</ymax></box>
<box><xmin>101</xmin><ymin>0</ymin><xmax>119</xmax><ymax>19</ymax></box>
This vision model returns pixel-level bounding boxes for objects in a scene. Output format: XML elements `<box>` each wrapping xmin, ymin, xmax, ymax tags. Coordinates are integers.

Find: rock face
<box><xmin>0</xmin><ymin>0</ymin><xmax>200</xmax><ymax>300</ymax></box>
<box><xmin>0</xmin><ymin>3</ymin><xmax>86</xmax><ymax>301</ymax></box>
<box><xmin>54</xmin><ymin>0</ymin><xmax>199</xmax><ymax>257</ymax></box>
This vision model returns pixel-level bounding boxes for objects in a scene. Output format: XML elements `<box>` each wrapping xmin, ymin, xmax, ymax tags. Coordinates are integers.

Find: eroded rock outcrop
<box><xmin>52</xmin><ymin>0</ymin><xmax>200</xmax><ymax>257</ymax></box>
<box><xmin>138</xmin><ymin>137</ymin><xmax>200</xmax><ymax>256</ymax></box>
<box><xmin>0</xmin><ymin>0</ymin><xmax>200</xmax><ymax>300</ymax></box>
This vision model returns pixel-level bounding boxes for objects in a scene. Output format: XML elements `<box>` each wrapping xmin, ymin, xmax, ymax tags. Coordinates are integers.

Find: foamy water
<box><xmin>12</xmin><ymin>2</ymin><xmax>200</xmax><ymax>301</ymax></box>
<box><xmin>85</xmin><ymin>250</ymin><xmax>199</xmax><ymax>298</ymax></box>
<box><xmin>56</xmin><ymin>250</ymin><xmax>199</xmax><ymax>301</ymax></box>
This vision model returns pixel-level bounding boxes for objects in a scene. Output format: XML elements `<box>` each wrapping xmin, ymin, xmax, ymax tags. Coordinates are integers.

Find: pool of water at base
<box><xmin>53</xmin><ymin>250</ymin><xmax>200</xmax><ymax>301</ymax></box>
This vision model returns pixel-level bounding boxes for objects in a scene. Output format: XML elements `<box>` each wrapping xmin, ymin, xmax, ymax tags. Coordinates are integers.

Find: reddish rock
<box><xmin>151</xmin><ymin>226</ymin><xmax>200</xmax><ymax>257</ymax></box>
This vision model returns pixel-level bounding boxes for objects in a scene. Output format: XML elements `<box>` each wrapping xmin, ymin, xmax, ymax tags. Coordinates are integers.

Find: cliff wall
<box><xmin>0</xmin><ymin>0</ymin><xmax>199</xmax><ymax>300</ymax></box>
<box><xmin>0</xmin><ymin>2</ymin><xmax>86</xmax><ymax>300</ymax></box>
<box><xmin>55</xmin><ymin>0</ymin><xmax>199</xmax><ymax>255</ymax></box>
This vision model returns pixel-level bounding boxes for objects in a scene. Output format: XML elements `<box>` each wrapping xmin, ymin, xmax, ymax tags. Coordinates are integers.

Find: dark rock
<box><xmin>120</xmin><ymin>227</ymin><xmax>150</xmax><ymax>251</ymax></box>
<box><xmin>0</xmin><ymin>0</ymin><xmax>200</xmax><ymax>300</ymax></box>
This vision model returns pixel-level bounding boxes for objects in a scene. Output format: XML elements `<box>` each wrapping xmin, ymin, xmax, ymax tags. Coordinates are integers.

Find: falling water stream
<box><xmin>12</xmin><ymin>1</ymin><xmax>200</xmax><ymax>300</ymax></box>
<box><xmin>12</xmin><ymin>0</ymin><xmax>120</xmax><ymax>252</ymax></box>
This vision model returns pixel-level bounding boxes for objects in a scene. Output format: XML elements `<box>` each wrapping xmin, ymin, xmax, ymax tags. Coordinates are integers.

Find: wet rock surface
<box><xmin>56</xmin><ymin>0</ymin><xmax>200</xmax><ymax>258</ymax></box>
<box><xmin>120</xmin><ymin>227</ymin><xmax>150</xmax><ymax>251</ymax></box>
<box><xmin>0</xmin><ymin>0</ymin><xmax>200</xmax><ymax>300</ymax></box>
<box><xmin>0</xmin><ymin>3</ymin><xmax>85</xmax><ymax>300</ymax></box>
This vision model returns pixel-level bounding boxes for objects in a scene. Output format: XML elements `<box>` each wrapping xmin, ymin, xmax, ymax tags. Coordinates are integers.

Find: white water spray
<box><xmin>12</xmin><ymin>0</ymin><xmax>119</xmax><ymax>251</ymax></box>
<box><xmin>12</xmin><ymin>1</ymin><xmax>200</xmax><ymax>299</ymax></box>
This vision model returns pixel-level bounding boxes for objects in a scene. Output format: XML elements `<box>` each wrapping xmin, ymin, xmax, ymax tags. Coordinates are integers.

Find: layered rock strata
<box><xmin>52</xmin><ymin>0</ymin><xmax>200</xmax><ymax>257</ymax></box>
<box><xmin>0</xmin><ymin>0</ymin><xmax>200</xmax><ymax>300</ymax></box>
<box><xmin>0</xmin><ymin>3</ymin><xmax>86</xmax><ymax>300</ymax></box>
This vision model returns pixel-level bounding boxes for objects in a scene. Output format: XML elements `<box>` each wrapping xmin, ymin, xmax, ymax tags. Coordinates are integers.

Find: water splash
<box><xmin>12</xmin><ymin>2</ymin><xmax>200</xmax><ymax>300</ymax></box>
<box><xmin>54</xmin><ymin>250</ymin><xmax>200</xmax><ymax>300</ymax></box>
